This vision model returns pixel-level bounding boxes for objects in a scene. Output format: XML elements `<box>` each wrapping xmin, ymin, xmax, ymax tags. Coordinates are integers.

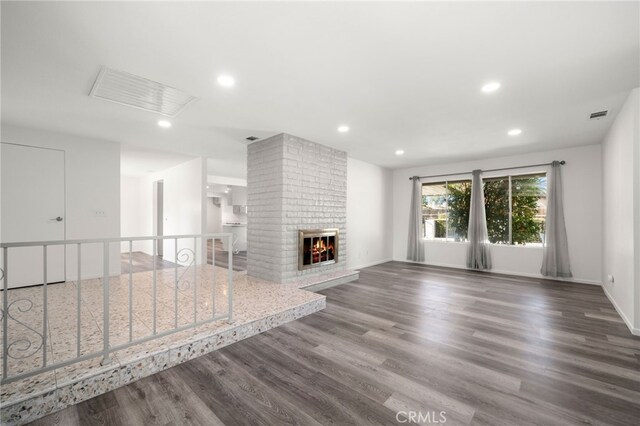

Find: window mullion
<box><xmin>445</xmin><ymin>181</ymin><xmax>449</xmax><ymax>241</ymax></box>
<box><xmin>508</xmin><ymin>175</ymin><xmax>513</xmax><ymax>245</ymax></box>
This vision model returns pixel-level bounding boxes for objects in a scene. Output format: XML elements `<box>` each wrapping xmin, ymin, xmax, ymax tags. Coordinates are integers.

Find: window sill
<box><xmin>423</xmin><ymin>239</ymin><xmax>544</xmax><ymax>249</ymax></box>
<box><xmin>423</xmin><ymin>239</ymin><xmax>467</xmax><ymax>245</ymax></box>
<box><xmin>491</xmin><ymin>243</ymin><xmax>543</xmax><ymax>250</ymax></box>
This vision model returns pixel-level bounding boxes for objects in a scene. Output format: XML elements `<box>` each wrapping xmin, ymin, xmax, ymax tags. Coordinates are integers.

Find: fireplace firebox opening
<box><xmin>298</xmin><ymin>229</ymin><xmax>339</xmax><ymax>270</ymax></box>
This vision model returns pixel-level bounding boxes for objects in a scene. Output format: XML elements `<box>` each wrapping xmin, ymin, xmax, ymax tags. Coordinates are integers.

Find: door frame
<box><xmin>153</xmin><ymin>180</ymin><xmax>164</xmax><ymax>257</ymax></box>
<box><xmin>1</xmin><ymin>141</ymin><xmax>67</xmax><ymax>284</ymax></box>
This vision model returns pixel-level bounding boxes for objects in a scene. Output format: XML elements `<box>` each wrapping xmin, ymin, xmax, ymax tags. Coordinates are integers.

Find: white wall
<box><xmin>392</xmin><ymin>145</ymin><xmax>603</xmax><ymax>284</ymax></box>
<box><xmin>2</xmin><ymin>124</ymin><xmax>121</xmax><ymax>278</ymax></box>
<box><xmin>347</xmin><ymin>157</ymin><xmax>394</xmax><ymax>269</ymax></box>
<box><xmin>602</xmin><ymin>88</ymin><xmax>640</xmax><ymax>335</ymax></box>
<box><xmin>134</xmin><ymin>157</ymin><xmax>206</xmax><ymax>263</ymax></box>
<box><xmin>120</xmin><ymin>175</ymin><xmax>144</xmax><ymax>250</ymax></box>
<box><xmin>206</xmin><ymin>198</ymin><xmax>222</xmax><ymax>233</ymax></box>
<box><xmin>220</xmin><ymin>191</ymin><xmax>247</xmax><ymax>224</ymax></box>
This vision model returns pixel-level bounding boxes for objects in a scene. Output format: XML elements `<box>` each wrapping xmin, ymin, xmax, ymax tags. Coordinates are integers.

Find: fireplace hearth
<box><xmin>298</xmin><ymin>229</ymin><xmax>339</xmax><ymax>270</ymax></box>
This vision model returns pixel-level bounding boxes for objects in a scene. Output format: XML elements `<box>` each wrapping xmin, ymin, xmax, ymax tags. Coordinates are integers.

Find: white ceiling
<box><xmin>207</xmin><ymin>184</ymin><xmax>230</xmax><ymax>195</ymax></box>
<box><xmin>2</xmin><ymin>2</ymin><xmax>638</xmax><ymax>175</ymax></box>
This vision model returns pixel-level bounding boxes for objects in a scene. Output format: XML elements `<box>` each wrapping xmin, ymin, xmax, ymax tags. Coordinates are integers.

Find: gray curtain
<box><xmin>467</xmin><ymin>170</ymin><xmax>492</xmax><ymax>270</ymax></box>
<box><xmin>407</xmin><ymin>176</ymin><xmax>425</xmax><ymax>262</ymax></box>
<box><xmin>541</xmin><ymin>161</ymin><xmax>572</xmax><ymax>277</ymax></box>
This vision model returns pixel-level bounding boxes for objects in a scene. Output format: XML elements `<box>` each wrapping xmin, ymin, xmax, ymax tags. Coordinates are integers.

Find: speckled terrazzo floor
<box><xmin>0</xmin><ymin>265</ymin><xmax>325</xmax><ymax>425</ymax></box>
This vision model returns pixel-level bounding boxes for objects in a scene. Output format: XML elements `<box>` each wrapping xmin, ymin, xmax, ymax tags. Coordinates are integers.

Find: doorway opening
<box><xmin>206</xmin><ymin>182</ymin><xmax>247</xmax><ymax>271</ymax></box>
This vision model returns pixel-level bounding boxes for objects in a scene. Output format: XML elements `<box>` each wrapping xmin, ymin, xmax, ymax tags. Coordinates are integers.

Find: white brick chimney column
<box><xmin>247</xmin><ymin>133</ymin><xmax>347</xmax><ymax>283</ymax></box>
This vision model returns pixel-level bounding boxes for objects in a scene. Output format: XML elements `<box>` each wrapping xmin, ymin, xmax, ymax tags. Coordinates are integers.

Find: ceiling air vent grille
<box><xmin>89</xmin><ymin>67</ymin><xmax>198</xmax><ymax>117</ymax></box>
<box><xmin>589</xmin><ymin>110</ymin><xmax>608</xmax><ymax>120</ymax></box>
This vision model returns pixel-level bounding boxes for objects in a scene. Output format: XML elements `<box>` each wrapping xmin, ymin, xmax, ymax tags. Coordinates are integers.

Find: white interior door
<box><xmin>1</xmin><ymin>143</ymin><xmax>65</xmax><ymax>288</ymax></box>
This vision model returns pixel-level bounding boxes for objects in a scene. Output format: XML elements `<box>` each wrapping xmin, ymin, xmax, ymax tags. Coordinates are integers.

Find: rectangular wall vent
<box><xmin>589</xmin><ymin>110</ymin><xmax>608</xmax><ymax>120</ymax></box>
<box><xmin>89</xmin><ymin>67</ymin><xmax>198</xmax><ymax>117</ymax></box>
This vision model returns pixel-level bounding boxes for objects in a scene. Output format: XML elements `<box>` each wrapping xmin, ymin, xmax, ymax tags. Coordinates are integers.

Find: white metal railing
<box><xmin>0</xmin><ymin>233</ymin><xmax>234</xmax><ymax>385</ymax></box>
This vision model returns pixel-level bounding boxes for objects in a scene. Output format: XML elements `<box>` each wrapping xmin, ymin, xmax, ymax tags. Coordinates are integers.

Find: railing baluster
<box><xmin>193</xmin><ymin>237</ymin><xmax>197</xmax><ymax>323</ymax></box>
<box><xmin>227</xmin><ymin>235</ymin><xmax>233</xmax><ymax>324</ymax></box>
<box><xmin>211</xmin><ymin>238</ymin><xmax>216</xmax><ymax>319</ymax></box>
<box><xmin>101</xmin><ymin>241</ymin><xmax>111</xmax><ymax>365</ymax></box>
<box><xmin>0</xmin><ymin>233</ymin><xmax>234</xmax><ymax>385</ymax></box>
<box><xmin>174</xmin><ymin>237</ymin><xmax>178</xmax><ymax>329</ymax></box>
<box><xmin>42</xmin><ymin>245</ymin><xmax>48</xmax><ymax>367</ymax></box>
<box><xmin>128</xmin><ymin>240</ymin><xmax>133</xmax><ymax>343</ymax></box>
<box><xmin>76</xmin><ymin>243</ymin><xmax>81</xmax><ymax>357</ymax></box>
<box><xmin>152</xmin><ymin>239</ymin><xmax>157</xmax><ymax>335</ymax></box>
<box><xmin>3</xmin><ymin>247</ymin><xmax>9</xmax><ymax>380</ymax></box>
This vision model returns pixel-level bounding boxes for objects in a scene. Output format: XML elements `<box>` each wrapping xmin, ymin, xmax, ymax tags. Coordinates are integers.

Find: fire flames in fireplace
<box><xmin>308</xmin><ymin>236</ymin><xmax>335</xmax><ymax>264</ymax></box>
<box><xmin>299</xmin><ymin>229</ymin><xmax>339</xmax><ymax>270</ymax></box>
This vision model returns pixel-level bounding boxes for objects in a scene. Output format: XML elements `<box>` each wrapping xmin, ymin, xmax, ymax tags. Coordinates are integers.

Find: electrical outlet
<box><xmin>607</xmin><ymin>274</ymin><xmax>615</xmax><ymax>284</ymax></box>
<box><xmin>94</xmin><ymin>209</ymin><xmax>106</xmax><ymax>217</ymax></box>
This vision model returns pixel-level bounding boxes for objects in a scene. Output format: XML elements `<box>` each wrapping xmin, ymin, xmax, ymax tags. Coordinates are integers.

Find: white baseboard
<box><xmin>602</xmin><ymin>286</ymin><xmax>640</xmax><ymax>336</ymax></box>
<box><xmin>393</xmin><ymin>258</ymin><xmax>601</xmax><ymax>286</ymax></box>
<box><xmin>66</xmin><ymin>271</ymin><xmax>123</xmax><ymax>281</ymax></box>
<box><xmin>490</xmin><ymin>268</ymin><xmax>601</xmax><ymax>286</ymax></box>
<box><xmin>350</xmin><ymin>258</ymin><xmax>394</xmax><ymax>271</ymax></box>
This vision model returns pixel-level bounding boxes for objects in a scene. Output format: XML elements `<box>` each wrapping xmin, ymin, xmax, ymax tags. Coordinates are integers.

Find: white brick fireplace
<box><xmin>247</xmin><ymin>133</ymin><xmax>348</xmax><ymax>284</ymax></box>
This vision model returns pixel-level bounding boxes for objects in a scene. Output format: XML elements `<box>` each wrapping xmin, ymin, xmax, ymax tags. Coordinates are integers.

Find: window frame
<box><xmin>421</xmin><ymin>178</ymin><xmax>472</xmax><ymax>242</ymax></box>
<box><xmin>502</xmin><ymin>171</ymin><xmax>547</xmax><ymax>246</ymax></box>
<box><xmin>421</xmin><ymin>171</ymin><xmax>547</xmax><ymax>246</ymax></box>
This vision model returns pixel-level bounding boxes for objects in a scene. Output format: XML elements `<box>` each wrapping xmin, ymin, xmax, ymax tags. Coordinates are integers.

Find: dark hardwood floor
<box><xmin>120</xmin><ymin>252</ymin><xmax>177</xmax><ymax>274</ymax></box>
<box><xmin>120</xmin><ymin>241</ymin><xmax>247</xmax><ymax>274</ymax></box>
<box><xmin>208</xmin><ymin>240</ymin><xmax>247</xmax><ymax>272</ymax></box>
<box><xmin>30</xmin><ymin>262</ymin><xmax>640</xmax><ymax>425</ymax></box>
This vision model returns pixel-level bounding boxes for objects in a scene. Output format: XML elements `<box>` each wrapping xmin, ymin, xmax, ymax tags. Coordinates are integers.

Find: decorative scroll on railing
<box><xmin>0</xmin><ymin>233</ymin><xmax>234</xmax><ymax>385</ymax></box>
<box><xmin>1</xmin><ymin>299</ymin><xmax>44</xmax><ymax>360</ymax></box>
<box><xmin>174</xmin><ymin>247</ymin><xmax>195</xmax><ymax>291</ymax></box>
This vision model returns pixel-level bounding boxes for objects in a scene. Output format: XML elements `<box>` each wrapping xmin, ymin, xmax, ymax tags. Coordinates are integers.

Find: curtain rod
<box><xmin>408</xmin><ymin>160</ymin><xmax>565</xmax><ymax>181</ymax></box>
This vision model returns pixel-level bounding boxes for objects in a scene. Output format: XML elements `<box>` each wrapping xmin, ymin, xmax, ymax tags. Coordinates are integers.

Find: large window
<box><xmin>422</xmin><ymin>180</ymin><xmax>472</xmax><ymax>241</ymax></box>
<box><xmin>507</xmin><ymin>173</ymin><xmax>547</xmax><ymax>245</ymax></box>
<box><xmin>422</xmin><ymin>173</ymin><xmax>547</xmax><ymax>246</ymax></box>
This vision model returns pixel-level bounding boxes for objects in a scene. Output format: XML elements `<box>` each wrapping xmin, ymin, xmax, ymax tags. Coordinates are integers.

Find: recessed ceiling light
<box><xmin>337</xmin><ymin>125</ymin><xmax>350</xmax><ymax>133</ymax></box>
<box><xmin>206</xmin><ymin>185</ymin><xmax>210</xmax><ymax>189</ymax></box>
<box><xmin>217</xmin><ymin>75</ymin><xmax>235</xmax><ymax>87</ymax></box>
<box><xmin>157</xmin><ymin>120</ymin><xmax>172</xmax><ymax>128</ymax></box>
<box><xmin>481</xmin><ymin>81</ymin><xmax>501</xmax><ymax>93</ymax></box>
<box><xmin>508</xmin><ymin>128</ymin><xmax>522</xmax><ymax>136</ymax></box>
<box><xmin>395</xmin><ymin>150</ymin><xmax>405</xmax><ymax>156</ymax></box>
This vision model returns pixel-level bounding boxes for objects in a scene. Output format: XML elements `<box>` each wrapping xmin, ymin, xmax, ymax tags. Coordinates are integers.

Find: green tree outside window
<box><xmin>422</xmin><ymin>173</ymin><xmax>546</xmax><ymax>245</ymax></box>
